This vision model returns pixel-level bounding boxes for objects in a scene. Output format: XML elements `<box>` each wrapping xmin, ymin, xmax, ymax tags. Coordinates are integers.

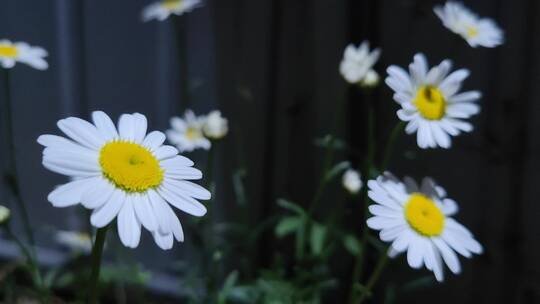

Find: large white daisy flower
<box><xmin>434</xmin><ymin>1</ymin><xmax>504</xmax><ymax>48</ymax></box>
<box><xmin>0</xmin><ymin>39</ymin><xmax>48</xmax><ymax>70</ymax></box>
<box><xmin>38</xmin><ymin>111</ymin><xmax>210</xmax><ymax>250</ymax></box>
<box><xmin>366</xmin><ymin>172</ymin><xmax>483</xmax><ymax>282</ymax></box>
<box><xmin>167</xmin><ymin>110</ymin><xmax>211</xmax><ymax>152</ymax></box>
<box><xmin>385</xmin><ymin>53</ymin><xmax>481</xmax><ymax>149</ymax></box>
<box><xmin>142</xmin><ymin>0</ymin><xmax>202</xmax><ymax>22</ymax></box>
<box><xmin>339</xmin><ymin>41</ymin><xmax>381</xmax><ymax>86</ymax></box>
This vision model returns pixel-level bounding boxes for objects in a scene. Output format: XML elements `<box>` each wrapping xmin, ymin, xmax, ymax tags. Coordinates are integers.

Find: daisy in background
<box><xmin>0</xmin><ymin>205</ymin><xmax>10</xmax><ymax>224</ymax></box>
<box><xmin>434</xmin><ymin>1</ymin><xmax>504</xmax><ymax>48</ymax></box>
<box><xmin>342</xmin><ymin>169</ymin><xmax>362</xmax><ymax>194</ymax></box>
<box><xmin>56</xmin><ymin>230</ymin><xmax>93</xmax><ymax>254</ymax></box>
<box><xmin>339</xmin><ymin>41</ymin><xmax>381</xmax><ymax>87</ymax></box>
<box><xmin>366</xmin><ymin>172</ymin><xmax>483</xmax><ymax>282</ymax></box>
<box><xmin>38</xmin><ymin>111</ymin><xmax>211</xmax><ymax>250</ymax></box>
<box><xmin>167</xmin><ymin>110</ymin><xmax>211</xmax><ymax>152</ymax></box>
<box><xmin>142</xmin><ymin>0</ymin><xmax>202</xmax><ymax>22</ymax></box>
<box><xmin>385</xmin><ymin>53</ymin><xmax>481</xmax><ymax>149</ymax></box>
<box><xmin>0</xmin><ymin>39</ymin><xmax>48</xmax><ymax>70</ymax></box>
<box><xmin>203</xmin><ymin>110</ymin><xmax>228</xmax><ymax>140</ymax></box>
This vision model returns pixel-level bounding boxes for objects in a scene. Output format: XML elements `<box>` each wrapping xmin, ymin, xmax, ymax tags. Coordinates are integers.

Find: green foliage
<box><xmin>343</xmin><ymin>234</ymin><xmax>362</xmax><ymax>257</ymax></box>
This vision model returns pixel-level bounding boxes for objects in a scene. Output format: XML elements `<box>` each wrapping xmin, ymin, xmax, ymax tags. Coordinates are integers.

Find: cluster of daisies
<box><xmin>339</xmin><ymin>2</ymin><xmax>503</xmax><ymax>282</ymax></box>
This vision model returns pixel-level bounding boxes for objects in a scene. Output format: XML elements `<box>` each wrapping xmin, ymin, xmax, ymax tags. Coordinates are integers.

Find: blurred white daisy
<box><xmin>366</xmin><ymin>172</ymin><xmax>483</xmax><ymax>282</ymax></box>
<box><xmin>0</xmin><ymin>39</ymin><xmax>48</xmax><ymax>70</ymax></box>
<box><xmin>339</xmin><ymin>41</ymin><xmax>381</xmax><ymax>86</ymax></box>
<box><xmin>342</xmin><ymin>169</ymin><xmax>362</xmax><ymax>194</ymax></box>
<box><xmin>38</xmin><ymin>111</ymin><xmax>210</xmax><ymax>250</ymax></box>
<box><xmin>0</xmin><ymin>205</ymin><xmax>10</xmax><ymax>224</ymax></box>
<box><xmin>56</xmin><ymin>230</ymin><xmax>93</xmax><ymax>253</ymax></box>
<box><xmin>385</xmin><ymin>53</ymin><xmax>481</xmax><ymax>149</ymax></box>
<box><xmin>142</xmin><ymin>0</ymin><xmax>202</xmax><ymax>22</ymax></box>
<box><xmin>167</xmin><ymin>110</ymin><xmax>211</xmax><ymax>152</ymax></box>
<box><xmin>434</xmin><ymin>1</ymin><xmax>504</xmax><ymax>48</ymax></box>
<box><xmin>203</xmin><ymin>110</ymin><xmax>228</xmax><ymax>140</ymax></box>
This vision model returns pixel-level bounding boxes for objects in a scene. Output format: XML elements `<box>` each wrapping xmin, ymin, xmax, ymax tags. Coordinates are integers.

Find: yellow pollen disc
<box><xmin>413</xmin><ymin>85</ymin><xmax>446</xmax><ymax>120</ymax></box>
<box><xmin>161</xmin><ymin>0</ymin><xmax>182</xmax><ymax>10</ymax></box>
<box><xmin>99</xmin><ymin>141</ymin><xmax>164</xmax><ymax>193</ymax></box>
<box><xmin>404</xmin><ymin>193</ymin><xmax>445</xmax><ymax>237</ymax></box>
<box><xmin>0</xmin><ymin>45</ymin><xmax>18</xmax><ymax>58</ymax></box>
<box><xmin>185</xmin><ymin>127</ymin><xmax>201</xmax><ymax>140</ymax></box>
<box><xmin>465</xmin><ymin>25</ymin><xmax>479</xmax><ymax>38</ymax></box>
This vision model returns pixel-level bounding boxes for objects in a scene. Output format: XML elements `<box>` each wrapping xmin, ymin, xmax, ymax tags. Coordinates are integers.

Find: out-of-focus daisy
<box><xmin>56</xmin><ymin>230</ymin><xmax>93</xmax><ymax>253</ymax></box>
<box><xmin>38</xmin><ymin>111</ymin><xmax>210</xmax><ymax>250</ymax></box>
<box><xmin>434</xmin><ymin>1</ymin><xmax>504</xmax><ymax>48</ymax></box>
<box><xmin>342</xmin><ymin>169</ymin><xmax>362</xmax><ymax>194</ymax></box>
<box><xmin>339</xmin><ymin>41</ymin><xmax>381</xmax><ymax>86</ymax></box>
<box><xmin>385</xmin><ymin>53</ymin><xmax>481</xmax><ymax>149</ymax></box>
<box><xmin>0</xmin><ymin>205</ymin><xmax>10</xmax><ymax>224</ymax></box>
<box><xmin>203</xmin><ymin>110</ymin><xmax>228</xmax><ymax>140</ymax></box>
<box><xmin>167</xmin><ymin>110</ymin><xmax>211</xmax><ymax>152</ymax></box>
<box><xmin>366</xmin><ymin>172</ymin><xmax>483</xmax><ymax>282</ymax></box>
<box><xmin>142</xmin><ymin>0</ymin><xmax>202</xmax><ymax>22</ymax></box>
<box><xmin>0</xmin><ymin>39</ymin><xmax>48</xmax><ymax>70</ymax></box>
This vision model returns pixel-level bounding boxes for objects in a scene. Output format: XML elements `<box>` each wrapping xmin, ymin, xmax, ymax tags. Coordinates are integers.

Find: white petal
<box><xmin>152</xmin><ymin>231</ymin><xmax>174</xmax><ymax>250</ymax></box>
<box><xmin>143</xmin><ymin>131</ymin><xmax>166</xmax><ymax>151</ymax></box>
<box><xmin>426</xmin><ymin>241</ymin><xmax>444</xmax><ymax>282</ymax></box>
<box><xmin>407</xmin><ymin>234</ymin><xmax>426</xmax><ymax>269</ymax></box>
<box><xmin>158</xmin><ymin>184</ymin><xmax>207</xmax><ymax>217</ymax></box>
<box><xmin>448</xmin><ymin>91</ymin><xmax>482</xmax><ymax>103</ymax></box>
<box><xmin>81</xmin><ymin>177</ymin><xmax>115</xmax><ymax>209</ymax></box>
<box><xmin>118</xmin><ymin>198</ymin><xmax>141</xmax><ymax>248</ymax></box>
<box><xmin>165</xmin><ymin>179</ymin><xmax>211</xmax><ymax>200</ymax></box>
<box><xmin>162</xmin><ymin>202</ymin><xmax>184</xmax><ymax>242</ymax></box>
<box><xmin>430</xmin><ymin>123</ymin><xmax>452</xmax><ymax>149</ymax></box>
<box><xmin>433</xmin><ymin>237</ymin><xmax>461</xmax><ymax>274</ymax></box>
<box><xmin>48</xmin><ymin>178</ymin><xmax>97</xmax><ymax>207</ymax></box>
<box><xmin>90</xmin><ymin>189</ymin><xmax>125</xmax><ymax>228</ymax></box>
<box><xmin>368</xmin><ymin>205</ymin><xmax>402</xmax><ymax>218</ymax></box>
<box><xmin>154</xmin><ymin>145</ymin><xmax>179</xmax><ymax>160</ymax></box>
<box><xmin>446</xmin><ymin>103</ymin><xmax>480</xmax><ymax>118</ymax></box>
<box><xmin>165</xmin><ymin>166</ymin><xmax>203</xmax><ymax>180</ymax></box>
<box><xmin>160</xmin><ymin>155</ymin><xmax>195</xmax><ymax>168</ymax></box>
<box><xmin>441</xmin><ymin>198</ymin><xmax>458</xmax><ymax>215</ymax></box>
<box><xmin>390</xmin><ymin>229</ymin><xmax>413</xmax><ymax>252</ymax></box>
<box><xmin>380</xmin><ymin>224</ymin><xmax>407</xmax><ymax>242</ymax></box>
<box><xmin>92</xmin><ymin>111</ymin><xmax>118</xmax><ymax>141</ymax></box>
<box><xmin>57</xmin><ymin>117</ymin><xmax>105</xmax><ymax>149</ymax></box>
<box><xmin>118</xmin><ymin>114</ymin><xmax>135</xmax><ymax>141</ymax></box>
<box><xmin>133</xmin><ymin>194</ymin><xmax>158</xmax><ymax>232</ymax></box>
<box><xmin>147</xmin><ymin>189</ymin><xmax>171</xmax><ymax>234</ymax></box>
<box><xmin>132</xmin><ymin>113</ymin><xmax>148</xmax><ymax>144</ymax></box>
<box><xmin>367</xmin><ymin>216</ymin><xmax>402</xmax><ymax>231</ymax></box>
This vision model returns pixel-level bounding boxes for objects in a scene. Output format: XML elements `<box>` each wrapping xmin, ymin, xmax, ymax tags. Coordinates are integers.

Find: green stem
<box><xmin>89</xmin><ymin>226</ymin><xmax>109</xmax><ymax>304</ymax></box>
<box><xmin>4</xmin><ymin>225</ymin><xmax>43</xmax><ymax>292</ymax></box>
<box><xmin>356</xmin><ymin>253</ymin><xmax>389</xmax><ymax>304</ymax></box>
<box><xmin>381</xmin><ymin>121</ymin><xmax>406</xmax><ymax>171</ymax></box>
<box><xmin>1</xmin><ymin>69</ymin><xmax>43</xmax><ymax>289</ymax></box>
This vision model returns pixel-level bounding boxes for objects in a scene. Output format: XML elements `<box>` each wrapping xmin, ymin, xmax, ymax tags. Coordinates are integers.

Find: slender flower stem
<box><xmin>356</xmin><ymin>253</ymin><xmax>389</xmax><ymax>304</ymax></box>
<box><xmin>1</xmin><ymin>70</ymin><xmax>43</xmax><ymax>288</ymax></box>
<box><xmin>381</xmin><ymin>121</ymin><xmax>406</xmax><ymax>171</ymax></box>
<box><xmin>4</xmin><ymin>225</ymin><xmax>43</xmax><ymax>291</ymax></box>
<box><xmin>89</xmin><ymin>226</ymin><xmax>109</xmax><ymax>304</ymax></box>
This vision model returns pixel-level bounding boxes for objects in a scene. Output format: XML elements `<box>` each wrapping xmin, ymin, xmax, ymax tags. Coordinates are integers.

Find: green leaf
<box><xmin>354</xmin><ymin>283</ymin><xmax>372</xmax><ymax>298</ymax></box>
<box><xmin>324</xmin><ymin>161</ymin><xmax>351</xmax><ymax>182</ymax></box>
<box><xmin>218</xmin><ymin>270</ymin><xmax>240</xmax><ymax>304</ymax></box>
<box><xmin>275</xmin><ymin>216</ymin><xmax>303</xmax><ymax>238</ymax></box>
<box><xmin>277</xmin><ymin>199</ymin><xmax>306</xmax><ymax>215</ymax></box>
<box><xmin>343</xmin><ymin>234</ymin><xmax>362</xmax><ymax>256</ymax></box>
<box><xmin>400</xmin><ymin>276</ymin><xmax>435</xmax><ymax>292</ymax></box>
<box><xmin>310</xmin><ymin>223</ymin><xmax>327</xmax><ymax>256</ymax></box>
<box><xmin>384</xmin><ymin>283</ymin><xmax>397</xmax><ymax>304</ymax></box>
<box><xmin>314</xmin><ymin>135</ymin><xmax>347</xmax><ymax>150</ymax></box>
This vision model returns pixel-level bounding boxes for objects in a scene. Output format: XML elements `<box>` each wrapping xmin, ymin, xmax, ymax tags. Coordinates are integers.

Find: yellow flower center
<box><xmin>0</xmin><ymin>45</ymin><xmax>18</xmax><ymax>58</ymax></box>
<box><xmin>413</xmin><ymin>85</ymin><xmax>446</xmax><ymax>120</ymax></box>
<box><xmin>161</xmin><ymin>0</ymin><xmax>182</xmax><ymax>10</ymax></box>
<box><xmin>99</xmin><ymin>141</ymin><xmax>164</xmax><ymax>193</ymax></box>
<box><xmin>465</xmin><ymin>25</ymin><xmax>479</xmax><ymax>38</ymax></box>
<box><xmin>404</xmin><ymin>193</ymin><xmax>445</xmax><ymax>237</ymax></box>
<box><xmin>185</xmin><ymin>127</ymin><xmax>201</xmax><ymax>140</ymax></box>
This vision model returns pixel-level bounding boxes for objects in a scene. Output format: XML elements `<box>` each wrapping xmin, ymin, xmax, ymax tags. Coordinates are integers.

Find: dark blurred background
<box><xmin>1</xmin><ymin>0</ymin><xmax>539</xmax><ymax>303</ymax></box>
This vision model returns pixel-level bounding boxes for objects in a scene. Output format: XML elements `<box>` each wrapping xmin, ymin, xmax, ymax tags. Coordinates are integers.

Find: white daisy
<box><xmin>385</xmin><ymin>53</ymin><xmax>481</xmax><ymax>149</ymax></box>
<box><xmin>366</xmin><ymin>172</ymin><xmax>483</xmax><ymax>282</ymax></box>
<box><xmin>339</xmin><ymin>41</ymin><xmax>381</xmax><ymax>85</ymax></box>
<box><xmin>55</xmin><ymin>230</ymin><xmax>93</xmax><ymax>253</ymax></box>
<box><xmin>0</xmin><ymin>39</ymin><xmax>48</xmax><ymax>70</ymax></box>
<box><xmin>38</xmin><ymin>111</ymin><xmax>211</xmax><ymax>250</ymax></box>
<box><xmin>142</xmin><ymin>0</ymin><xmax>202</xmax><ymax>22</ymax></box>
<box><xmin>167</xmin><ymin>110</ymin><xmax>211</xmax><ymax>152</ymax></box>
<box><xmin>0</xmin><ymin>205</ymin><xmax>10</xmax><ymax>224</ymax></box>
<box><xmin>203</xmin><ymin>110</ymin><xmax>228</xmax><ymax>140</ymax></box>
<box><xmin>434</xmin><ymin>1</ymin><xmax>504</xmax><ymax>48</ymax></box>
<box><xmin>342</xmin><ymin>169</ymin><xmax>362</xmax><ymax>194</ymax></box>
